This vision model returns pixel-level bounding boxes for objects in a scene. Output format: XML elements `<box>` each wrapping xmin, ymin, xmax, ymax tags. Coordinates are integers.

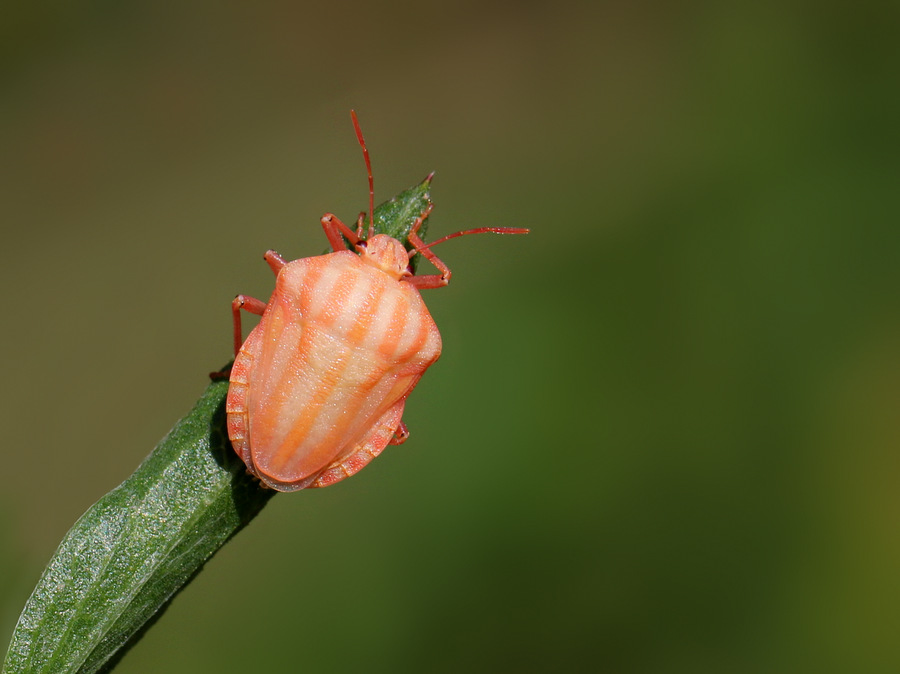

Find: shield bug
<box><xmin>226</xmin><ymin>111</ymin><xmax>528</xmax><ymax>491</ymax></box>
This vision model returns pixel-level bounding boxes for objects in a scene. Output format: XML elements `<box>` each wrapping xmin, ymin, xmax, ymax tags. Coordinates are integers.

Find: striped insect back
<box><xmin>226</xmin><ymin>112</ymin><xmax>528</xmax><ymax>491</ymax></box>
<box><xmin>229</xmin><ymin>252</ymin><xmax>440</xmax><ymax>490</ymax></box>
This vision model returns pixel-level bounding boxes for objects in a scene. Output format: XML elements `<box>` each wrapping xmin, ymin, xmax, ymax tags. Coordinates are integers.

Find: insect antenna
<box><xmin>350</xmin><ymin>110</ymin><xmax>375</xmax><ymax>240</ymax></box>
<box><xmin>411</xmin><ymin>226</ymin><xmax>530</xmax><ymax>256</ymax></box>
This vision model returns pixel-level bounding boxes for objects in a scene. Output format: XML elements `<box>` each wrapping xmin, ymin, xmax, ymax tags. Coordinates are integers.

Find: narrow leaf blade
<box><xmin>3</xmin><ymin>380</ymin><xmax>273</xmax><ymax>674</ymax></box>
<box><xmin>2</xmin><ymin>177</ymin><xmax>436</xmax><ymax>674</ymax></box>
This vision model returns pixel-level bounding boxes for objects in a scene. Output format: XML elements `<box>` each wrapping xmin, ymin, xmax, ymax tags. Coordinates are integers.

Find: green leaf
<box><xmin>2</xmin><ymin>176</ymin><xmax>436</xmax><ymax>674</ymax></box>
<box><xmin>2</xmin><ymin>380</ymin><xmax>268</xmax><ymax>674</ymax></box>
<box><xmin>372</xmin><ymin>173</ymin><xmax>433</xmax><ymax>264</ymax></box>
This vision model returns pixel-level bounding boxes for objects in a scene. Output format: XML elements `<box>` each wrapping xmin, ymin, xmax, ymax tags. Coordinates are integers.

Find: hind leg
<box><xmin>390</xmin><ymin>421</ymin><xmax>410</xmax><ymax>445</ymax></box>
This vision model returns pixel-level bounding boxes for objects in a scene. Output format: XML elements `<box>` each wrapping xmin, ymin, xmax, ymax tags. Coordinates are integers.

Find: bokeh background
<box><xmin>2</xmin><ymin>1</ymin><xmax>900</xmax><ymax>672</ymax></box>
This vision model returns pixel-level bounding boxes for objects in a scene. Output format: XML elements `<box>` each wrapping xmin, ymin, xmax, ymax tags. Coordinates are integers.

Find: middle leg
<box><xmin>231</xmin><ymin>294</ymin><xmax>267</xmax><ymax>356</ymax></box>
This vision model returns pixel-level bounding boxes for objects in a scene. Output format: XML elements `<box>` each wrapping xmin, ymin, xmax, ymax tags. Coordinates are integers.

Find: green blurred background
<box><xmin>2</xmin><ymin>1</ymin><xmax>900</xmax><ymax>672</ymax></box>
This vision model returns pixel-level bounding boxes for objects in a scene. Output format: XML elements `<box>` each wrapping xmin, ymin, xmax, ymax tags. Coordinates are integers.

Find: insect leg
<box><xmin>264</xmin><ymin>250</ymin><xmax>287</xmax><ymax>275</ymax></box>
<box><xmin>404</xmin><ymin>203</ymin><xmax>451</xmax><ymax>289</ymax></box>
<box><xmin>390</xmin><ymin>421</ymin><xmax>410</xmax><ymax>445</ymax></box>
<box><xmin>321</xmin><ymin>213</ymin><xmax>360</xmax><ymax>252</ymax></box>
<box><xmin>231</xmin><ymin>295</ymin><xmax>267</xmax><ymax>356</ymax></box>
<box><xmin>406</xmin><ymin>237</ymin><xmax>451</xmax><ymax>289</ymax></box>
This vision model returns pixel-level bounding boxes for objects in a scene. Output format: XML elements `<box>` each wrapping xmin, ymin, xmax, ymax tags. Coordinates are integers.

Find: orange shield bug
<box><xmin>226</xmin><ymin>112</ymin><xmax>528</xmax><ymax>491</ymax></box>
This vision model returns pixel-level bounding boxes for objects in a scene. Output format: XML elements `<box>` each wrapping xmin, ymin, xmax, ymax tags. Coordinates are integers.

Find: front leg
<box><xmin>403</xmin><ymin>204</ymin><xmax>451</xmax><ymax>289</ymax></box>
<box><xmin>321</xmin><ymin>213</ymin><xmax>361</xmax><ymax>252</ymax></box>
